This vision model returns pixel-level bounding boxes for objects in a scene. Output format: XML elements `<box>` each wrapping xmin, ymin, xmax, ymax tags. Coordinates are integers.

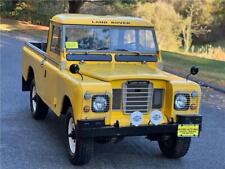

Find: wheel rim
<box><xmin>68</xmin><ymin>117</ymin><xmax>76</xmax><ymax>154</ymax></box>
<box><xmin>31</xmin><ymin>85</ymin><xmax>37</xmax><ymax>113</ymax></box>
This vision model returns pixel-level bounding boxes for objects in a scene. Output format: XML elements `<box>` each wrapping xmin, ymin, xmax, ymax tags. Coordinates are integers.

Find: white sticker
<box><xmin>151</xmin><ymin>110</ymin><xmax>163</xmax><ymax>125</ymax></box>
<box><xmin>131</xmin><ymin>111</ymin><xmax>143</xmax><ymax>127</ymax></box>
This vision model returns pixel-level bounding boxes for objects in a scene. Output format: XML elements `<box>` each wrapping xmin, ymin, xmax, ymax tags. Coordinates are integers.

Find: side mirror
<box><xmin>69</xmin><ymin>64</ymin><xmax>83</xmax><ymax>80</ymax></box>
<box><xmin>190</xmin><ymin>66</ymin><xmax>199</xmax><ymax>75</ymax></box>
<box><xmin>70</xmin><ymin>64</ymin><xmax>80</xmax><ymax>74</ymax></box>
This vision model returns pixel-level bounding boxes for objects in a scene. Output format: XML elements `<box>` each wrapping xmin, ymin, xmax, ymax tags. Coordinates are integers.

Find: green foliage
<box><xmin>80</xmin><ymin>0</ymin><xmax>136</xmax><ymax>16</ymax></box>
<box><xmin>0</xmin><ymin>0</ymin><xmax>14</xmax><ymax>16</ymax></box>
<box><xmin>0</xmin><ymin>0</ymin><xmax>66</xmax><ymax>25</ymax></box>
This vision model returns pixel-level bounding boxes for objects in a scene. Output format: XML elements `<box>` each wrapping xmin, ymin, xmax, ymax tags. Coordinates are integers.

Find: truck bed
<box><xmin>30</xmin><ymin>42</ymin><xmax>47</xmax><ymax>52</ymax></box>
<box><xmin>25</xmin><ymin>42</ymin><xmax>47</xmax><ymax>56</ymax></box>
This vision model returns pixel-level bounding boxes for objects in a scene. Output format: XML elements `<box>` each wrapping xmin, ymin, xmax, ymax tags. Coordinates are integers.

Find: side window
<box><xmin>50</xmin><ymin>25</ymin><xmax>61</xmax><ymax>54</ymax></box>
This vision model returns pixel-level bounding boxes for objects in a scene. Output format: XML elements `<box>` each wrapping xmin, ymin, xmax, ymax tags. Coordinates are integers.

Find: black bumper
<box><xmin>76</xmin><ymin>114</ymin><xmax>202</xmax><ymax>138</ymax></box>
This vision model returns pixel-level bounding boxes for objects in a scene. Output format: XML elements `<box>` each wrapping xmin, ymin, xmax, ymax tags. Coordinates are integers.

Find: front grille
<box><xmin>122</xmin><ymin>81</ymin><xmax>153</xmax><ymax>113</ymax></box>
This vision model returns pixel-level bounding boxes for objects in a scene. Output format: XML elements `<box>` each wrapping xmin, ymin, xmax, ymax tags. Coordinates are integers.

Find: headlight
<box><xmin>174</xmin><ymin>94</ymin><xmax>189</xmax><ymax>110</ymax></box>
<box><xmin>92</xmin><ymin>95</ymin><xmax>109</xmax><ymax>112</ymax></box>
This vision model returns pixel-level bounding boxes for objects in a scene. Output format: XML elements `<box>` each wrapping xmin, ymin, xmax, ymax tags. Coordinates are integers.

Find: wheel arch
<box><xmin>61</xmin><ymin>95</ymin><xmax>72</xmax><ymax>115</ymax></box>
<box><xmin>22</xmin><ymin>66</ymin><xmax>35</xmax><ymax>91</ymax></box>
<box><xmin>28</xmin><ymin>66</ymin><xmax>35</xmax><ymax>80</ymax></box>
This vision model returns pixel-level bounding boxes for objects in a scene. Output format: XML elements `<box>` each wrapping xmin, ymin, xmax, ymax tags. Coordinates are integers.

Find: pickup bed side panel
<box><xmin>22</xmin><ymin>46</ymin><xmax>46</xmax><ymax>98</ymax></box>
<box><xmin>22</xmin><ymin>44</ymin><xmax>84</xmax><ymax>119</ymax></box>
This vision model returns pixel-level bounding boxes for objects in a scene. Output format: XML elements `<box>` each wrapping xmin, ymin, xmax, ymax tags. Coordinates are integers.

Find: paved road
<box><xmin>0</xmin><ymin>32</ymin><xmax>225</xmax><ymax>169</ymax></box>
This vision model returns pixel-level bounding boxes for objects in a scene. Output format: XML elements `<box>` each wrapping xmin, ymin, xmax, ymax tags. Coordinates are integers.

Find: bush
<box><xmin>80</xmin><ymin>1</ymin><xmax>135</xmax><ymax>16</ymax></box>
<box><xmin>0</xmin><ymin>0</ymin><xmax>66</xmax><ymax>25</ymax></box>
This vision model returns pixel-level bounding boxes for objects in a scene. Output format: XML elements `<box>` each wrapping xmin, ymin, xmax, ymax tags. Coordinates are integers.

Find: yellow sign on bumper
<box><xmin>177</xmin><ymin>124</ymin><xmax>199</xmax><ymax>137</ymax></box>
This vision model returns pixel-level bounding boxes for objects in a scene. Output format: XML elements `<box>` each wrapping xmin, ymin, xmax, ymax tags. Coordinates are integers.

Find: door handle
<box><xmin>41</xmin><ymin>59</ymin><xmax>45</xmax><ymax>66</ymax></box>
<box><xmin>44</xmin><ymin>70</ymin><xmax>47</xmax><ymax>78</ymax></box>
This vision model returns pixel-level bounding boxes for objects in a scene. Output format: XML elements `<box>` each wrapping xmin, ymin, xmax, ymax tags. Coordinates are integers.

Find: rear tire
<box><xmin>66</xmin><ymin>107</ymin><xmax>93</xmax><ymax>165</ymax></box>
<box><xmin>30</xmin><ymin>80</ymin><xmax>48</xmax><ymax>120</ymax></box>
<box><xmin>158</xmin><ymin>136</ymin><xmax>191</xmax><ymax>158</ymax></box>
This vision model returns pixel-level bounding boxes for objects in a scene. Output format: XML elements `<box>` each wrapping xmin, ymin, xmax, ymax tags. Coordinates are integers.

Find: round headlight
<box><xmin>92</xmin><ymin>96</ymin><xmax>108</xmax><ymax>112</ymax></box>
<box><xmin>175</xmin><ymin>94</ymin><xmax>188</xmax><ymax>110</ymax></box>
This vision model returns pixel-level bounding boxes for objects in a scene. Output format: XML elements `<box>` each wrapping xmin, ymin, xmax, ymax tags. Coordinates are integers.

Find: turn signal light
<box><xmin>190</xmin><ymin>104</ymin><xmax>197</xmax><ymax>110</ymax></box>
<box><xmin>83</xmin><ymin>106</ymin><xmax>90</xmax><ymax>112</ymax></box>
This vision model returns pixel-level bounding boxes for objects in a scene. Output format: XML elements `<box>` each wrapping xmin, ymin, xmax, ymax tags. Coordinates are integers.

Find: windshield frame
<box><xmin>62</xmin><ymin>25</ymin><xmax>159</xmax><ymax>54</ymax></box>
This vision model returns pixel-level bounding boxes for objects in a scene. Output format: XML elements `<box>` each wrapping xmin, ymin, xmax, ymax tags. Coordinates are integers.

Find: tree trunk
<box><xmin>6</xmin><ymin>0</ymin><xmax>18</xmax><ymax>12</ymax></box>
<box><xmin>11</xmin><ymin>0</ymin><xmax>18</xmax><ymax>9</ymax></box>
<box><xmin>68</xmin><ymin>0</ymin><xmax>84</xmax><ymax>13</ymax></box>
<box><xmin>183</xmin><ymin>17</ymin><xmax>193</xmax><ymax>53</ymax></box>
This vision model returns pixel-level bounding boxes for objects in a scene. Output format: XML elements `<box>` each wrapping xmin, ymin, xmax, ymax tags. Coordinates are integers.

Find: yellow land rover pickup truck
<box><xmin>22</xmin><ymin>14</ymin><xmax>202</xmax><ymax>165</ymax></box>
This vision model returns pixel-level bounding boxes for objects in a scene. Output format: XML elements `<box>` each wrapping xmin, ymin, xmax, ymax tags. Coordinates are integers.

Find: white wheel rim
<box><xmin>68</xmin><ymin>117</ymin><xmax>76</xmax><ymax>154</ymax></box>
<box><xmin>32</xmin><ymin>86</ymin><xmax>37</xmax><ymax>112</ymax></box>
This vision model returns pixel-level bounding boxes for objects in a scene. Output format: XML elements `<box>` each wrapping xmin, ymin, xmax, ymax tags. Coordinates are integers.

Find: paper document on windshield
<box><xmin>66</xmin><ymin>42</ymin><xmax>78</xmax><ymax>49</ymax></box>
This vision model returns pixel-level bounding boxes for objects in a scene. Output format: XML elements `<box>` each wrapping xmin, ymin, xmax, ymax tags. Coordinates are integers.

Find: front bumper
<box><xmin>76</xmin><ymin>114</ymin><xmax>202</xmax><ymax>138</ymax></box>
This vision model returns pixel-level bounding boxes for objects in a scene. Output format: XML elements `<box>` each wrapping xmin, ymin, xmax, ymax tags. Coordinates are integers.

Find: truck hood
<box><xmin>79</xmin><ymin>63</ymin><xmax>184</xmax><ymax>82</ymax></box>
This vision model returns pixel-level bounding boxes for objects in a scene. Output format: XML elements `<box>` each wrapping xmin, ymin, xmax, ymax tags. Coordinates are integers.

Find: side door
<box><xmin>43</xmin><ymin>23</ymin><xmax>62</xmax><ymax>111</ymax></box>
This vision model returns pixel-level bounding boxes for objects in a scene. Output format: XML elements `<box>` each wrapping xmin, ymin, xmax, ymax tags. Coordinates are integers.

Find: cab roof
<box><xmin>51</xmin><ymin>14</ymin><xmax>153</xmax><ymax>27</ymax></box>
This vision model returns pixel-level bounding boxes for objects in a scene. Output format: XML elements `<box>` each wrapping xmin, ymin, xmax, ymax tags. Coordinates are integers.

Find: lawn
<box><xmin>161</xmin><ymin>51</ymin><xmax>225</xmax><ymax>87</ymax></box>
<box><xmin>211</xmin><ymin>40</ymin><xmax>225</xmax><ymax>49</ymax></box>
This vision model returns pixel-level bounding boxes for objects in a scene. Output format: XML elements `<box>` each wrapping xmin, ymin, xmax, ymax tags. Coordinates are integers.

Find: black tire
<box><xmin>30</xmin><ymin>80</ymin><xmax>48</xmax><ymax>120</ymax></box>
<box><xmin>66</xmin><ymin>107</ymin><xmax>93</xmax><ymax>165</ymax></box>
<box><xmin>158</xmin><ymin>136</ymin><xmax>191</xmax><ymax>158</ymax></box>
<box><xmin>94</xmin><ymin>137</ymin><xmax>112</xmax><ymax>144</ymax></box>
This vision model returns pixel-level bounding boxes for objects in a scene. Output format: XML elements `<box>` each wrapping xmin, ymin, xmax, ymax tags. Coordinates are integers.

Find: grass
<box><xmin>195</xmin><ymin>40</ymin><xmax>225</xmax><ymax>50</ymax></box>
<box><xmin>161</xmin><ymin>51</ymin><xmax>225</xmax><ymax>87</ymax></box>
<box><xmin>210</xmin><ymin>40</ymin><xmax>225</xmax><ymax>49</ymax></box>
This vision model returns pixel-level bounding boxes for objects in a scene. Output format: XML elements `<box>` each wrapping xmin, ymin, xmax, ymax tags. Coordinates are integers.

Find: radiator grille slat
<box><xmin>122</xmin><ymin>81</ymin><xmax>153</xmax><ymax>114</ymax></box>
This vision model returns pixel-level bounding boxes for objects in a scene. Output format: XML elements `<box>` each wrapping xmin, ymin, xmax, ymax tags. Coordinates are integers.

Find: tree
<box><xmin>135</xmin><ymin>2</ymin><xmax>182</xmax><ymax>50</ymax></box>
<box><xmin>68</xmin><ymin>0</ymin><xmax>139</xmax><ymax>14</ymax></box>
<box><xmin>68</xmin><ymin>0</ymin><xmax>85</xmax><ymax>13</ymax></box>
<box><xmin>0</xmin><ymin>0</ymin><xmax>19</xmax><ymax>15</ymax></box>
<box><xmin>68</xmin><ymin>0</ymin><xmax>109</xmax><ymax>13</ymax></box>
<box><xmin>182</xmin><ymin>4</ymin><xmax>210</xmax><ymax>52</ymax></box>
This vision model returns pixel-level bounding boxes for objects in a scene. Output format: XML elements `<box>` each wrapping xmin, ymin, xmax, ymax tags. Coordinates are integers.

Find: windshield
<box><xmin>65</xmin><ymin>26</ymin><xmax>157</xmax><ymax>53</ymax></box>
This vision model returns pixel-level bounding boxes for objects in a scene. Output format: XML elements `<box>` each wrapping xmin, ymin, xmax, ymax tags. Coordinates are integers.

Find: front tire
<box><xmin>30</xmin><ymin>80</ymin><xmax>48</xmax><ymax>120</ymax></box>
<box><xmin>158</xmin><ymin>136</ymin><xmax>191</xmax><ymax>158</ymax></box>
<box><xmin>66</xmin><ymin>107</ymin><xmax>93</xmax><ymax>165</ymax></box>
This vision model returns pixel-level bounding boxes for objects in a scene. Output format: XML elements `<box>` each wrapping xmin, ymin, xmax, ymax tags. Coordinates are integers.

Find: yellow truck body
<box><xmin>22</xmin><ymin>14</ymin><xmax>202</xmax><ymax>165</ymax></box>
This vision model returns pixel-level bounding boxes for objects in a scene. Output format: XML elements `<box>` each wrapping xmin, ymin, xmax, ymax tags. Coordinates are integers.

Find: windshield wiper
<box><xmin>114</xmin><ymin>48</ymin><xmax>141</xmax><ymax>55</ymax></box>
<box><xmin>67</xmin><ymin>47</ymin><xmax>110</xmax><ymax>54</ymax></box>
<box><xmin>96</xmin><ymin>47</ymin><xmax>110</xmax><ymax>50</ymax></box>
<box><xmin>85</xmin><ymin>47</ymin><xmax>110</xmax><ymax>54</ymax></box>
